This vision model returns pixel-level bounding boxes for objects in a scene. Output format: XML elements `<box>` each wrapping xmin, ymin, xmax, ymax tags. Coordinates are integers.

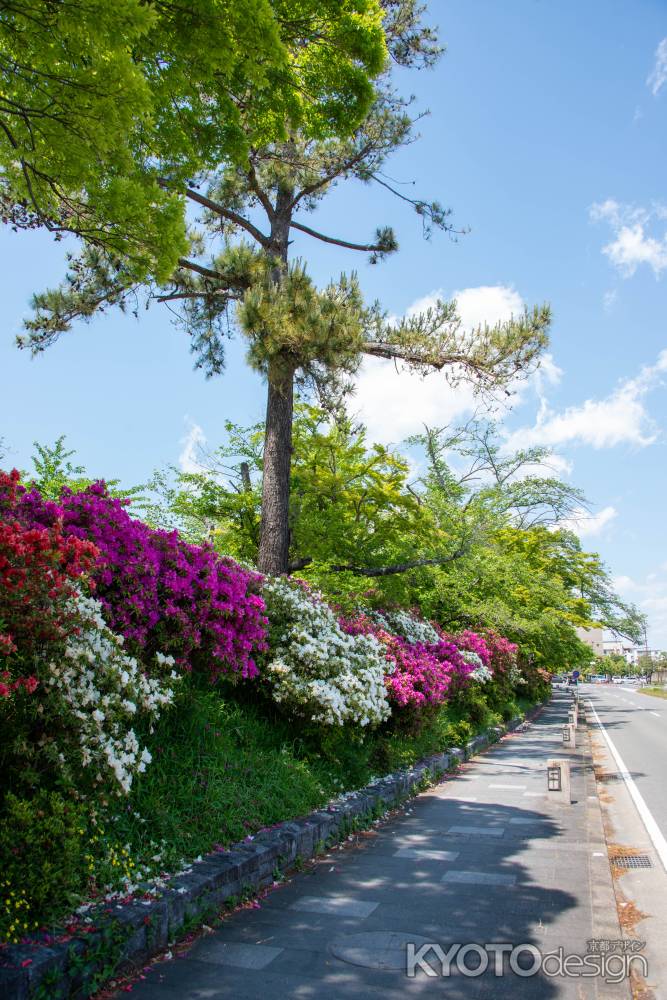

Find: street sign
<box><xmin>572</xmin><ymin>670</ymin><xmax>580</xmax><ymax>679</ymax></box>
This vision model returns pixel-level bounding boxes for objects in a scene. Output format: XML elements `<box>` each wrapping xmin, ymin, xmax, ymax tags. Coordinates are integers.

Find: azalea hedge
<box><xmin>0</xmin><ymin>470</ymin><xmax>550</xmax><ymax>946</ymax></box>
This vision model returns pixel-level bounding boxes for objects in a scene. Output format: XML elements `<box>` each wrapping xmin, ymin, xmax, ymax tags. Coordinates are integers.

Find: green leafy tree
<box><xmin>20</xmin><ymin>4</ymin><xmax>551</xmax><ymax>575</ymax></box>
<box><xmin>19</xmin><ymin>437</ymin><xmax>139</xmax><ymax>501</ymax></box>
<box><xmin>1</xmin><ymin>0</ymin><xmax>386</xmax><ymax>275</ymax></box>
<box><xmin>404</xmin><ymin>420</ymin><xmax>588</xmax><ymax>573</ymax></box>
<box><xmin>396</xmin><ymin>420</ymin><xmax>646</xmax><ymax>670</ymax></box>
<box><xmin>142</xmin><ymin>404</ymin><xmax>435</xmax><ymax>604</ymax></box>
<box><xmin>638</xmin><ymin>651</ymin><xmax>667</xmax><ymax>678</ymax></box>
<box><xmin>420</xmin><ymin>528</ymin><xmax>596</xmax><ymax>673</ymax></box>
<box><xmin>601</xmin><ymin>653</ymin><xmax>630</xmax><ymax>677</ymax></box>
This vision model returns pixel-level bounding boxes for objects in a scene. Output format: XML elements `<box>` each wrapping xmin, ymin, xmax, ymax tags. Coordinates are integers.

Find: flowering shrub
<box><xmin>45</xmin><ymin>592</ymin><xmax>179</xmax><ymax>794</ymax></box>
<box><xmin>450</xmin><ymin>630</ymin><xmax>492</xmax><ymax>668</ymax></box>
<box><xmin>342</xmin><ymin>614</ymin><xmax>475</xmax><ymax>709</ymax></box>
<box><xmin>148</xmin><ymin>533</ymin><xmax>267</xmax><ymax>680</ymax></box>
<box><xmin>483</xmin><ymin>630</ymin><xmax>520</xmax><ymax>680</ymax></box>
<box><xmin>1</xmin><ymin>588</ymin><xmax>178</xmax><ymax>798</ymax></box>
<box><xmin>370</xmin><ymin>608</ymin><xmax>441</xmax><ymax>646</ymax></box>
<box><xmin>4</xmin><ymin>476</ymin><xmax>268</xmax><ymax>680</ymax></box>
<box><xmin>383</xmin><ymin>638</ymin><xmax>454</xmax><ymax>707</ymax></box>
<box><xmin>0</xmin><ymin>470</ymin><xmax>98</xmax><ymax>676</ymax></box>
<box><xmin>261</xmin><ymin>578</ymin><xmax>390</xmax><ymax>727</ymax></box>
<box><xmin>463</xmin><ymin>652</ymin><xmax>493</xmax><ymax>683</ymax></box>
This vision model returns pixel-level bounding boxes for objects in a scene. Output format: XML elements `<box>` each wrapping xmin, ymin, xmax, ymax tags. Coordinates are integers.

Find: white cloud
<box><xmin>590</xmin><ymin>200</ymin><xmax>667</xmax><ymax>277</ymax></box>
<box><xmin>354</xmin><ymin>356</ymin><xmax>479</xmax><ymax>444</ymax></box>
<box><xmin>542</xmin><ymin>453</ymin><xmax>573</xmax><ymax>477</ymax></box>
<box><xmin>354</xmin><ymin>285</ymin><xmax>537</xmax><ymax>444</ymax></box>
<box><xmin>603</xmin><ymin>289</ymin><xmax>618</xmax><ymax>312</ymax></box>
<box><xmin>559</xmin><ymin>505</ymin><xmax>618</xmax><ymax>538</ymax></box>
<box><xmin>604</xmin><ymin>224</ymin><xmax>667</xmax><ymax>276</ymax></box>
<box><xmin>504</xmin><ymin>349</ymin><xmax>667</xmax><ymax>453</ymax></box>
<box><xmin>450</xmin><ymin>285</ymin><xmax>524</xmax><ymax>330</ymax></box>
<box><xmin>179</xmin><ymin>418</ymin><xmax>206</xmax><ymax>472</ymax></box>
<box><xmin>530</xmin><ymin>352</ymin><xmax>562</xmax><ymax>402</ymax></box>
<box><xmin>647</xmin><ymin>37</ymin><xmax>667</xmax><ymax>96</ymax></box>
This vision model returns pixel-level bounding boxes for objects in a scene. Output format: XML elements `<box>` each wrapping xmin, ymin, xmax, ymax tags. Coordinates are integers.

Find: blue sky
<box><xmin>1</xmin><ymin>0</ymin><xmax>667</xmax><ymax>645</ymax></box>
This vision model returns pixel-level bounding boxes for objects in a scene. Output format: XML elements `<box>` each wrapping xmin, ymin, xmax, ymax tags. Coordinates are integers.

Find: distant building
<box><xmin>577</xmin><ymin>627</ymin><xmax>663</xmax><ymax>671</ymax></box>
<box><xmin>602</xmin><ymin>637</ymin><xmax>641</xmax><ymax>666</ymax></box>
<box><xmin>576</xmin><ymin>627</ymin><xmax>605</xmax><ymax>657</ymax></box>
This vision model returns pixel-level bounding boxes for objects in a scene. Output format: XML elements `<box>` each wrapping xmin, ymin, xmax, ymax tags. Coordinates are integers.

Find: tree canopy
<box><xmin>19</xmin><ymin>2</ymin><xmax>551</xmax><ymax>574</ymax></box>
<box><xmin>1</xmin><ymin>0</ymin><xmax>387</xmax><ymax>275</ymax></box>
<box><xmin>138</xmin><ymin>404</ymin><xmax>645</xmax><ymax>671</ymax></box>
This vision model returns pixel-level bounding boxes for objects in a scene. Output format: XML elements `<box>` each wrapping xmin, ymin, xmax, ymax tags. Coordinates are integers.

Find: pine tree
<box><xmin>20</xmin><ymin>3</ymin><xmax>551</xmax><ymax>575</ymax></box>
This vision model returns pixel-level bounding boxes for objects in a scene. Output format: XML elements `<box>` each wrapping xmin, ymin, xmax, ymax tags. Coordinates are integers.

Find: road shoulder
<box><xmin>586</xmin><ymin>695</ymin><xmax>666</xmax><ymax>999</ymax></box>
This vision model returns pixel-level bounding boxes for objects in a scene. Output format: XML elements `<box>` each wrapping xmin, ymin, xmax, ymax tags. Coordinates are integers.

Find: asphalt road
<box><xmin>581</xmin><ymin>682</ymin><xmax>667</xmax><ymax>857</ymax></box>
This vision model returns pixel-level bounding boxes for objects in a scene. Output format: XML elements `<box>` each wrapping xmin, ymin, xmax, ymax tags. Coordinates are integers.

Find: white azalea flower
<box><xmin>43</xmin><ymin>589</ymin><xmax>180</xmax><ymax>795</ymax></box>
<box><xmin>261</xmin><ymin>578</ymin><xmax>389</xmax><ymax>727</ymax></box>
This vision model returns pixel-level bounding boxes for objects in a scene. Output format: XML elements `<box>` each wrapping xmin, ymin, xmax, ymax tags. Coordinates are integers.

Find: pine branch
<box><xmin>174</xmin><ymin>185</ymin><xmax>270</xmax><ymax>247</ymax></box>
<box><xmin>156</xmin><ymin>290</ymin><xmax>241</xmax><ymax>303</ymax></box>
<box><xmin>246</xmin><ymin>159</ymin><xmax>275</xmax><ymax>221</ymax></box>
<box><xmin>177</xmin><ymin>258</ymin><xmax>225</xmax><ymax>281</ymax></box>
<box><xmin>288</xmin><ymin>139</ymin><xmax>376</xmax><ymax>208</ymax></box>
<box><xmin>290</xmin><ymin>219</ymin><xmax>396</xmax><ymax>255</ymax></box>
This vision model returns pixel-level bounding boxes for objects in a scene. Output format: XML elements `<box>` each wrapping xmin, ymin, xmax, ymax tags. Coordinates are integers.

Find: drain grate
<box><xmin>613</xmin><ymin>854</ymin><xmax>653</xmax><ymax>869</ymax></box>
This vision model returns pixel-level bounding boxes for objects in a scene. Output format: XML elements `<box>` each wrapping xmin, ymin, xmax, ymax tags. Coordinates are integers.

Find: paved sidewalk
<box><xmin>120</xmin><ymin>693</ymin><xmax>625</xmax><ymax>999</ymax></box>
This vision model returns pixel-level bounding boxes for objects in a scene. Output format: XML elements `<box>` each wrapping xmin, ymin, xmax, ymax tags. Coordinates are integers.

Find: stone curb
<box><xmin>0</xmin><ymin>705</ymin><xmax>542</xmax><ymax>999</ymax></box>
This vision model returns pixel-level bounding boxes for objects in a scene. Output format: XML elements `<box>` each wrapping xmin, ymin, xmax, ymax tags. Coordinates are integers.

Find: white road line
<box><xmin>587</xmin><ymin>700</ymin><xmax>667</xmax><ymax>873</ymax></box>
<box><xmin>650</xmin><ymin>711</ymin><xmax>661</xmax><ymax>718</ymax></box>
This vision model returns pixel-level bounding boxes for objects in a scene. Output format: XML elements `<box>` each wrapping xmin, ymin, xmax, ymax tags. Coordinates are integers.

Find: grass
<box><xmin>1</xmin><ymin>681</ymin><xmax>538</xmax><ymax>937</ymax></box>
<box><xmin>640</xmin><ymin>687</ymin><xmax>667</xmax><ymax>700</ymax></box>
<box><xmin>111</xmin><ymin>682</ymin><xmax>519</xmax><ymax>872</ymax></box>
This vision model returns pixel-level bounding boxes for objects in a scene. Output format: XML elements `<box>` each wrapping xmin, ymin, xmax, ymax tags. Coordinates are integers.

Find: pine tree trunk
<box><xmin>257</xmin><ymin>181</ymin><xmax>294</xmax><ymax>576</ymax></box>
<box><xmin>258</xmin><ymin>355</ymin><xmax>295</xmax><ymax>575</ymax></box>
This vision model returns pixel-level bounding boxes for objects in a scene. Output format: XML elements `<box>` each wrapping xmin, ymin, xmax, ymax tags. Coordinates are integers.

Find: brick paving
<box><xmin>122</xmin><ymin>692</ymin><xmax>626</xmax><ymax>999</ymax></box>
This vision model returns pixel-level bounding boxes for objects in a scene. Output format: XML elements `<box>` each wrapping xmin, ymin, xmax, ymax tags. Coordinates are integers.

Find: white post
<box><xmin>547</xmin><ymin>758</ymin><xmax>572</xmax><ymax>803</ymax></box>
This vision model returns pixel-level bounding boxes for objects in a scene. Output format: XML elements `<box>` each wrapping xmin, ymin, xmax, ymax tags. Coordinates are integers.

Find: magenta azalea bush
<box><xmin>341</xmin><ymin>613</ymin><xmax>479</xmax><ymax>709</ymax></box>
<box><xmin>5</xmin><ymin>480</ymin><xmax>268</xmax><ymax>680</ymax></box>
<box><xmin>0</xmin><ymin>470</ymin><xmax>526</xmax><ymax>707</ymax></box>
<box><xmin>483</xmin><ymin>630</ymin><xmax>519</xmax><ymax>675</ymax></box>
<box><xmin>448</xmin><ymin>629</ymin><xmax>492</xmax><ymax>667</ymax></box>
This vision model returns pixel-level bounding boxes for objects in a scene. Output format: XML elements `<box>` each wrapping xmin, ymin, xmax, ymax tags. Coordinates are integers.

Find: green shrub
<box><xmin>0</xmin><ymin>790</ymin><xmax>89</xmax><ymax>936</ymax></box>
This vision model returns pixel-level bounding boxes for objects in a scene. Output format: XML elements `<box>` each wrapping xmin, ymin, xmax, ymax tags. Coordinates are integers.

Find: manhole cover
<box><xmin>330</xmin><ymin>931</ymin><xmax>432</xmax><ymax>970</ymax></box>
<box><xmin>613</xmin><ymin>855</ymin><xmax>653</xmax><ymax>869</ymax></box>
